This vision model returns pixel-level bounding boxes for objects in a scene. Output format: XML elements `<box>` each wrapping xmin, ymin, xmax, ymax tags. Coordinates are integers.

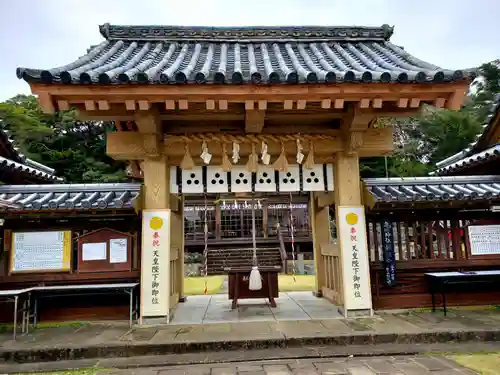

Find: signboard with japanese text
<box><xmin>10</xmin><ymin>231</ymin><xmax>72</xmax><ymax>273</ymax></box>
<box><xmin>381</xmin><ymin>219</ymin><xmax>397</xmax><ymax>286</ymax></box>
<box><xmin>337</xmin><ymin>206</ymin><xmax>372</xmax><ymax>311</ymax></box>
<box><xmin>141</xmin><ymin>209</ymin><xmax>171</xmax><ymax>320</ymax></box>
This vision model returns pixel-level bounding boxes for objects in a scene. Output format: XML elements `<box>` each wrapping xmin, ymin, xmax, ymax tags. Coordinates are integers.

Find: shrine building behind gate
<box><xmin>7</xmin><ymin>22</ymin><xmax>471</xmax><ymax>322</ymax></box>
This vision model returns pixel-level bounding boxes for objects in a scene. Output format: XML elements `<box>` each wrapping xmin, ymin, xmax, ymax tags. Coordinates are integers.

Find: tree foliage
<box><xmin>360</xmin><ymin>62</ymin><xmax>500</xmax><ymax>178</ymax></box>
<box><xmin>0</xmin><ymin>94</ymin><xmax>127</xmax><ymax>183</ymax></box>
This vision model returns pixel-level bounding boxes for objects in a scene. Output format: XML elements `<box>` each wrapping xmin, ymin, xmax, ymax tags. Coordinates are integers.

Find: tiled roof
<box><xmin>435</xmin><ymin>93</ymin><xmax>500</xmax><ymax>174</ymax></box>
<box><xmin>0</xmin><ymin>183</ymin><xmax>140</xmax><ymax>211</ymax></box>
<box><xmin>16</xmin><ymin>24</ymin><xmax>473</xmax><ymax>85</ymax></box>
<box><xmin>0</xmin><ymin>156</ymin><xmax>61</xmax><ymax>182</ymax></box>
<box><xmin>364</xmin><ymin>175</ymin><xmax>500</xmax><ymax>203</ymax></box>
<box><xmin>0</xmin><ymin>121</ymin><xmax>60</xmax><ymax>182</ymax></box>
<box><xmin>433</xmin><ymin>144</ymin><xmax>500</xmax><ymax>175</ymax></box>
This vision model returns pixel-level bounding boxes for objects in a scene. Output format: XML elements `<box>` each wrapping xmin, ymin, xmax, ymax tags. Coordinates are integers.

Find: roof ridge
<box><xmin>98</xmin><ymin>23</ymin><xmax>395</xmax><ymax>42</ymax></box>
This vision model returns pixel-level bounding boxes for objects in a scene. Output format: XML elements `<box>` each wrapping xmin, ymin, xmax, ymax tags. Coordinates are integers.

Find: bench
<box><xmin>425</xmin><ymin>270</ymin><xmax>500</xmax><ymax>316</ymax></box>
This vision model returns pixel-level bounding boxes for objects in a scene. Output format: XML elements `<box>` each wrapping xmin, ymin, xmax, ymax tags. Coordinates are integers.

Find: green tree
<box><xmin>0</xmin><ymin>94</ymin><xmax>128</xmax><ymax>183</ymax></box>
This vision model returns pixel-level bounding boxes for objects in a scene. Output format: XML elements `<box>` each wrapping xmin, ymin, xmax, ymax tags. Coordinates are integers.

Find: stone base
<box><xmin>141</xmin><ymin>316</ymin><xmax>170</xmax><ymax>325</ymax></box>
<box><xmin>338</xmin><ymin>308</ymin><xmax>373</xmax><ymax>318</ymax></box>
<box><xmin>179</xmin><ymin>296</ymin><xmax>187</xmax><ymax>303</ymax></box>
<box><xmin>312</xmin><ymin>291</ymin><xmax>323</xmax><ymax>298</ymax></box>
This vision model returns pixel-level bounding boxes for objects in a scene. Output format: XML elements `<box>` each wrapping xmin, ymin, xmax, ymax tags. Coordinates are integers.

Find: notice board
<box><xmin>10</xmin><ymin>231</ymin><xmax>72</xmax><ymax>273</ymax></box>
<box><xmin>467</xmin><ymin>224</ymin><xmax>500</xmax><ymax>256</ymax></box>
<box><xmin>77</xmin><ymin>228</ymin><xmax>132</xmax><ymax>273</ymax></box>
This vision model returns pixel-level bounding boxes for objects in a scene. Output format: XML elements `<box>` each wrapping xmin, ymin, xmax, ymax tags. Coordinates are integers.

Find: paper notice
<box><xmin>109</xmin><ymin>238</ymin><xmax>128</xmax><ymax>263</ymax></box>
<box><xmin>82</xmin><ymin>242</ymin><xmax>107</xmax><ymax>261</ymax></box>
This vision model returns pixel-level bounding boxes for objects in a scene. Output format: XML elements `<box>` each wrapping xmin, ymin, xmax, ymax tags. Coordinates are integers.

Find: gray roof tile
<box><xmin>0</xmin><ymin>156</ymin><xmax>62</xmax><ymax>182</ymax></box>
<box><xmin>434</xmin><ymin>93</ymin><xmax>500</xmax><ymax>174</ymax></box>
<box><xmin>364</xmin><ymin>175</ymin><xmax>500</xmax><ymax>203</ymax></box>
<box><xmin>0</xmin><ymin>183</ymin><xmax>140</xmax><ymax>211</ymax></box>
<box><xmin>17</xmin><ymin>24</ymin><xmax>473</xmax><ymax>85</ymax></box>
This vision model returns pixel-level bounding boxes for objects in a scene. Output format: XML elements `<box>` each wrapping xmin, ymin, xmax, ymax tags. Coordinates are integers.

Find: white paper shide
<box><xmin>141</xmin><ymin>210</ymin><xmax>171</xmax><ymax>319</ymax></box>
<box><xmin>337</xmin><ymin>206</ymin><xmax>372</xmax><ymax>311</ymax></box>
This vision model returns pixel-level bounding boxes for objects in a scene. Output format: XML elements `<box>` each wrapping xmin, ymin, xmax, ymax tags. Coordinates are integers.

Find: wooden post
<box><xmin>171</xmin><ymin>195</ymin><xmax>185</xmax><ymax>302</ymax></box>
<box><xmin>310</xmin><ymin>193</ymin><xmax>329</xmax><ymax>296</ymax></box>
<box><xmin>136</xmin><ymin>111</ymin><xmax>177</xmax><ymax>323</ymax></box>
<box><xmin>334</xmin><ymin>152</ymin><xmax>373</xmax><ymax>317</ymax></box>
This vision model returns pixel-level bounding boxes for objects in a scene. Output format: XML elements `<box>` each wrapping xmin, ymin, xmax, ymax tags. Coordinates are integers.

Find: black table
<box><xmin>425</xmin><ymin>270</ymin><xmax>500</xmax><ymax>316</ymax></box>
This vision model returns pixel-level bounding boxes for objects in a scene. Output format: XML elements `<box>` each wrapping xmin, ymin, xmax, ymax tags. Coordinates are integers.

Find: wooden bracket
<box><xmin>245</xmin><ymin>108</ymin><xmax>266</xmax><ymax>133</ymax></box>
<box><xmin>346</xmin><ymin>131</ymin><xmax>364</xmax><ymax>155</ymax></box>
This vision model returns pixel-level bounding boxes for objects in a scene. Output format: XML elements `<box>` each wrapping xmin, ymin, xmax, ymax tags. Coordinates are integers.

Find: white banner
<box><xmin>141</xmin><ymin>209</ymin><xmax>171</xmax><ymax>320</ymax></box>
<box><xmin>337</xmin><ymin>206</ymin><xmax>372</xmax><ymax>311</ymax></box>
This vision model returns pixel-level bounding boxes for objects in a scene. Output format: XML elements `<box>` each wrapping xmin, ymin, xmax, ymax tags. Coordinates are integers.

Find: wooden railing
<box><xmin>320</xmin><ymin>242</ymin><xmax>343</xmax><ymax>305</ymax></box>
<box><xmin>367</xmin><ymin>219</ymin><xmax>472</xmax><ymax>263</ymax></box>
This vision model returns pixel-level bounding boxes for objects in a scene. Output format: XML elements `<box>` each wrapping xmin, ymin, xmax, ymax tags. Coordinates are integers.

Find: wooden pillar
<box><xmin>136</xmin><ymin>110</ymin><xmax>176</xmax><ymax>323</ymax></box>
<box><xmin>334</xmin><ymin>152</ymin><xmax>373</xmax><ymax>317</ymax></box>
<box><xmin>170</xmin><ymin>195</ymin><xmax>185</xmax><ymax>302</ymax></box>
<box><xmin>310</xmin><ymin>193</ymin><xmax>329</xmax><ymax>296</ymax></box>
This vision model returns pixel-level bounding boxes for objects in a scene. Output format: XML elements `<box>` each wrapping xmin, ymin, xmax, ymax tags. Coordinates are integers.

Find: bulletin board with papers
<box><xmin>77</xmin><ymin>228</ymin><xmax>132</xmax><ymax>273</ymax></box>
<box><xmin>467</xmin><ymin>225</ymin><xmax>500</xmax><ymax>256</ymax></box>
<box><xmin>10</xmin><ymin>231</ymin><xmax>72</xmax><ymax>273</ymax></box>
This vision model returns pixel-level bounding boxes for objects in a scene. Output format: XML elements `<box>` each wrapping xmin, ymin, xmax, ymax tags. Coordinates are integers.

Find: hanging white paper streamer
<box><xmin>261</xmin><ymin>141</ymin><xmax>270</xmax><ymax>165</ymax></box>
<box><xmin>200</xmin><ymin>141</ymin><xmax>212</xmax><ymax>164</ymax></box>
<box><xmin>296</xmin><ymin>139</ymin><xmax>304</xmax><ymax>164</ymax></box>
<box><xmin>232</xmin><ymin>142</ymin><xmax>240</xmax><ymax>163</ymax></box>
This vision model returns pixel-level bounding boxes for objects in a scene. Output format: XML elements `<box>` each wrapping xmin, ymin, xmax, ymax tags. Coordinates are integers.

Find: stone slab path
<box><xmin>2</xmin><ymin>307</ymin><xmax>500</xmax><ymax>364</ymax></box>
<box><xmin>82</xmin><ymin>355</ymin><xmax>484</xmax><ymax>374</ymax></box>
<box><xmin>172</xmin><ymin>292</ymin><xmax>342</xmax><ymax>324</ymax></box>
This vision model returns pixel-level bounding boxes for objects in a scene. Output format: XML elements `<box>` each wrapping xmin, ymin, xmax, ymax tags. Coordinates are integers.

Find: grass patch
<box><xmin>451</xmin><ymin>353</ymin><xmax>500</xmax><ymax>375</ymax></box>
<box><xmin>0</xmin><ymin>321</ymin><xmax>88</xmax><ymax>333</ymax></box>
<box><xmin>279</xmin><ymin>274</ymin><xmax>315</xmax><ymax>292</ymax></box>
<box><xmin>184</xmin><ymin>275</ymin><xmax>224</xmax><ymax>295</ymax></box>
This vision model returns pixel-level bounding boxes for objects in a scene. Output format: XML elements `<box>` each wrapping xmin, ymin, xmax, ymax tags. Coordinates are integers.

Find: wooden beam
<box><xmin>372</xmin><ymin>98</ymin><xmax>383</xmax><ymax>108</ymax></box>
<box><xmin>434</xmin><ymin>97</ymin><xmax>446</xmax><ymax>108</ymax></box>
<box><xmin>206</xmin><ymin>100</ymin><xmax>215</xmax><ymax>110</ymax></box>
<box><xmin>397</xmin><ymin>98</ymin><xmax>409</xmax><ymax>108</ymax></box>
<box><xmin>359</xmin><ymin>98</ymin><xmax>371</xmax><ymax>109</ymax></box>
<box><xmin>345</xmin><ymin>131</ymin><xmax>364</xmax><ymax>155</ymax></box>
<box><xmin>125</xmin><ymin>100</ymin><xmax>136</xmax><ymax>111</ymax></box>
<box><xmin>37</xmin><ymin>93</ymin><xmax>56</xmax><ymax>114</ymax></box>
<box><xmin>98</xmin><ymin>100</ymin><xmax>110</xmax><ymax>110</ymax></box>
<box><xmin>258</xmin><ymin>100</ymin><xmax>267</xmax><ymax>110</ymax></box>
<box><xmin>57</xmin><ymin>100</ymin><xmax>70</xmax><ymax>111</ymax></box>
<box><xmin>32</xmin><ymin>82</ymin><xmax>470</xmax><ymax>100</ymax></box>
<box><xmin>445</xmin><ymin>88</ymin><xmax>467</xmax><ymax>110</ymax></box>
<box><xmin>138</xmin><ymin>100</ymin><xmax>150</xmax><ymax>111</ymax></box>
<box><xmin>84</xmin><ymin>100</ymin><xmax>96</xmax><ymax>111</ymax></box>
<box><xmin>178</xmin><ymin>100</ymin><xmax>189</xmax><ymax>110</ymax></box>
<box><xmin>165</xmin><ymin>100</ymin><xmax>176</xmax><ymax>110</ymax></box>
<box><xmin>409</xmin><ymin>98</ymin><xmax>420</xmax><ymax>108</ymax></box>
<box><xmin>245</xmin><ymin>109</ymin><xmax>266</xmax><ymax>133</ymax></box>
<box><xmin>245</xmin><ymin>100</ymin><xmax>254</xmax><ymax>110</ymax></box>
<box><xmin>297</xmin><ymin>100</ymin><xmax>307</xmax><ymax>110</ymax></box>
<box><xmin>284</xmin><ymin>100</ymin><xmax>294</xmax><ymax>110</ymax></box>
<box><xmin>334</xmin><ymin>99</ymin><xmax>344</xmax><ymax>109</ymax></box>
<box><xmin>106</xmin><ymin>127</ymin><xmax>393</xmax><ymax>161</ymax></box>
<box><xmin>218</xmin><ymin>100</ymin><xmax>228</xmax><ymax>110</ymax></box>
<box><xmin>321</xmin><ymin>99</ymin><xmax>331</xmax><ymax>109</ymax></box>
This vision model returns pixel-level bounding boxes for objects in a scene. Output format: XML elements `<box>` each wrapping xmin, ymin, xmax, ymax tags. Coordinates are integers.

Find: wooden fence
<box><xmin>367</xmin><ymin>210</ymin><xmax>500</xmax><ymax>309</ymax></box>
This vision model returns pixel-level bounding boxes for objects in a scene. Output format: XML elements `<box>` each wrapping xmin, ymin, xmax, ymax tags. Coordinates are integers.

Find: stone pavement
<box><xmin>2</xmin><ymin>307</ymin><xmax>500</xmax><ymax>363</ymax></box>
<box><xmin>172</xmin><ymin>292</ymin><xmax>342</xmax><ymax>324</ymax></box>
<box><xmin>98</xmin><ymin>355</ymin><xmax>479</xmax><ymax>374</ymax></box>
